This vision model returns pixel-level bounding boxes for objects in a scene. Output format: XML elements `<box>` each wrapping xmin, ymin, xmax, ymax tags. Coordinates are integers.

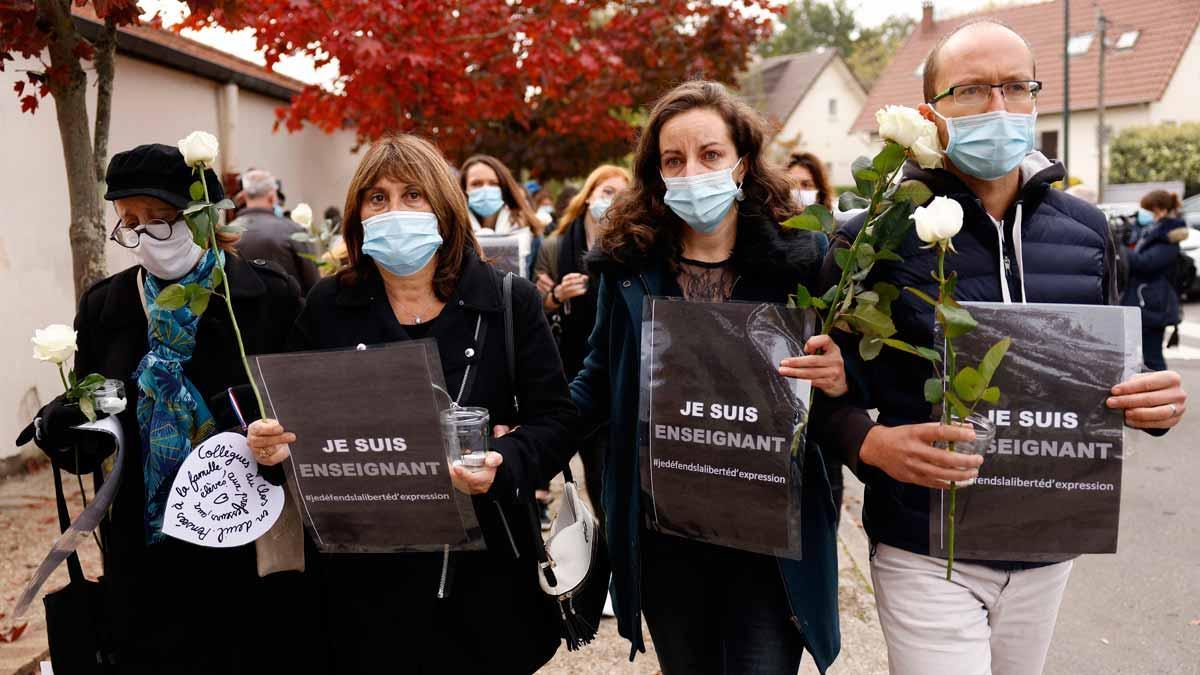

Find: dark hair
<box><xmin>786</xmin><ymin>152</ymin><xmax>834</xmax><ymax>210</ymax></box>
<box><xmin>1141</xmin><ymin>190</ymin><xmax>1182</xmax><ymax>215</ymax></box>
<box><xmin>923</xmin><ymin>18</ymin><xmax>1036</xmax><ymax>103</ymax></box>
<box><xmin>599</xmin><ymin>80</ymin><xmax>796</xmax><ymax>267</ymax></box>
<box><xmin>458</xmin><ymin>155</ymin><xmax>545</xmax><ymax>236</ymax></box>
<box><xmin>338</xmin><ymin>135</ymin><xmax>480</xmax><ymax>300</ymax></box>
<box><xmin>554</xmin><ymin>185</ymin><xmax>579</xmax><ymax>218</ymax></box>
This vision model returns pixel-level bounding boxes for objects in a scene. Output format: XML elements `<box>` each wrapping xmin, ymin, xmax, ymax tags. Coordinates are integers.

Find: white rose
<box><xmin>32</xmin><ymin>324</ymin><xmax>78</xmax><ymax>364</ymax></box>
<box><xmin>291</xmin><ymin>203</ymin><xmax>313</xmax><ymax>228</ymax></box>
<box><xmin>177</xmin><ymin>131</ymin><xmax>219</xmax><ymax>168</ymax></box>
<box><xmin>911</xmin><ymin>196</ymin><xmax>964</xmax><ymax>246</ymax></box>
<box><xmin>910</xmin><ymin>124</ymin><xmax>943</xmax><ymax>169</ymax></box>
<box><xmin>875</xmin><ymin>105</ymin><xmax>931</xmax><ymax>148</ymax></box>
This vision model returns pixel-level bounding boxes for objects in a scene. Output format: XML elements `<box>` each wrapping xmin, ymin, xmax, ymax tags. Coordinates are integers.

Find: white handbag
<box><xmin>533</xmin><ymin>466</ymin><xmax>600</xmax><ymax>651</ymax></box>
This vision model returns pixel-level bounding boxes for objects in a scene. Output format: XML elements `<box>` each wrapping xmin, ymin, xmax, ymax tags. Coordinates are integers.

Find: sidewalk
<box><xmin>0</xmin><ymin>465</ymin><xmax>887</xmax><ymax>674</ymax></box>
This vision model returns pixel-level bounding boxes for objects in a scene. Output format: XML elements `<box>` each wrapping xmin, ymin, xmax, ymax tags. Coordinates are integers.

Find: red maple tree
<box><xmin>178</xmin><ymin>1</ymin><xmax>780</xmax><ymax>178</ymax></box>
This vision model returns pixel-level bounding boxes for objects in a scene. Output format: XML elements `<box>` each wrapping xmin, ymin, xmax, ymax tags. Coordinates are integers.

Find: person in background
<box><xmin>18</xmin><ymin>143</ymin><xmax>310</xmax><ymax>674</ymax></box>
<box><xmin>786</xmin><ymin>152</ymin><xmax>834</xmax><ymax>210</ymax></box>
<box><xmin>534</xmin><ymin>164</ymin><xmax>631</xmax><ymax>527</ymax></box>
<box><xmin>460</xmin><ymin>155</ymin><xmax>545</xmax><ymax>278</ymax></box>
<box><xmin>1123</xmin><ymin>190</ymin><xmax>1188</xmax><ymax>371</ymax></box>
<box><xmin>230</xmin><ymin>169</ymin><xmax>321</xmax><ymax>294</ymax></box>
<box><xmin>531</xmin><ymin>187</ymin><xmax>556</xmax><ymax>230</ymax></box>
<box><xmin>250</xmin><ymin>134</ymin><xmax>576</xmax><ymax>673</ymax></box>
<box><xmin>553</xmin><ymin>184</ymin><xmax>580</xmax><ymax>231</ymax></box>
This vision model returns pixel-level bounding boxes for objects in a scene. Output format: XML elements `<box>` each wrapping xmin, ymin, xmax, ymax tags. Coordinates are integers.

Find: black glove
<box><xmin>207</xmin><ymin>384</ymin><xmax>264</xmax><ymax>432</ymax></box>
<box><xmin>15</xmin><ymin>395</ymin><xmax>115</xmax><ymax>474</ymax></box>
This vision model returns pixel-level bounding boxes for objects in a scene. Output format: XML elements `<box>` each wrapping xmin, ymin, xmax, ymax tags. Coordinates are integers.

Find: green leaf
<box><xmin>938</xmin><ymin>304</ymin><xmax>977</xmax><ymax>338</ymax></box>
<box><xmin>838</xmin><ymin>191</ymin><xmax>870</xmax><ymax>212</ymax></box>
<box><xmin>851</xmin><ymin>156</ymin><xmax>879</xmax><ymax>195</ymax></box>
<box><xmin>156</xmin><ymin>284</ymin><xmax>187</xmax><ymax>310</ymax></box>
<box><xmin>893</xmin><ymin>179</ymin><xmax>933</xmax><ymax>205</ymax></box>
<box><xmin>189</xmin><ymin>181</ymin><xmax>205</xmax><ymax>201</ymax></box>
<box><xmin>924</xmin><ymin>377</ymin><xmax>944</xmax><ymax>404</ymax></box>
<box><xmin>834</xmin><ymin>247</ymin><xmax>853</xmax><ymax>271</ymax></box>
<box><xmin>859</xmin><ymin>336</ymin><xmax>884</xmax><ymax>361</ymax></box>
<box><xmin>183</xmin><ymin>202</ymin><xmax>208</xmax><ymax>215</ymax></box>
<box><xmin>809</xmin><ymin>296</ymin><xmax>827</xmax><ymax>310</ymax></box>
<box><xmin>981</xmin><ymin>386</ymin><xmax>1001</xmax><ymax>404</ymax></box>
<box><xmin>872</xmin><ymin>281</ymin><xmax>901</xmax><ymax>314</ymax></box>
<box><xmin>872</xmin><ymin>141</ymin><xmax>907</xmax><ymax>175</ymax></box>
<box><xmin>874</xmin><ymin>248</ymin><xmax>904</xmax><ymax>263</ymax></box>
<box><xmin>917</xmin><ymin>346</ymin><xmax>943</xmax><ymax>362</ymax></box>
<box><xmin>856</xmin><ymin>290</ymin><xmax>880</xmax><ymax>306</ymax></box>
<box><xmin>820</xmin><ymin>285</ymin><xmax>840</xmax><ymax>307</ymax></box>
<box><xmin>213</xmin><ymin>198</ymin><xmax>237</xmax><ymax>211</ymax></box>
<box><xmin>218</xmin><ymin>224</ymin><xmax>246</xmax><ymax>235</ymax></box>
<box><xmin>68</xmin><ymin>369</ymin><xmax>77</xmax><ymax>388</ymax></box>
<box><xmin>848</xmin><ymin>304</ymin><xmax>897</xmax><ymax>338</ymax></box>
<box><xmin>783</xmin><ymin>214</ymin><xmax>822</xmax><ymax>232</ymax></box>
<box><xmin>906</xmin><ymin>286</ymin><xmax>938</xmax><ymax>307</ymax></box>
<box><xmin>855</xmin><ymin>243</ymin><xmax>876</xmax><ymax>270</ymax></box>
<box><xmin>978</xmin><ymin>337</ymin><xmax>1012</xmax><ymax>385</ymax></box>
<box><xmin>77</xmin><ymin>373</ymin><xmax>106</xmax><ymax>391</ymax></box>
<box><xmin>871</xmin><ymin>202</ymin><xmax>916</xmax><ymax>252</ymax></box>
<box><xmin>953</xmin><ymin>366</ymin><xmax>986</xmax><ymax>402</ymax></box>
<box><xmin>792</xmin><ymin>284</ymin><xmax>812</xmax><ymax>309</ymax></box>
<box><xmin>211</xmin><ymin>266</ymin><xmax>224</xmax><ymax>288</ymax></box>
<box><xmin>79</xmin><ymin>396</ymin><xmax>96</xmax><ymax>423</ymax></box>
<box><xmin>944</xmin><ymin>391</ymin><xmax>971</xmax><ymax>419</ymax></box>
<box><xmin>882</xmin><ymin>338</ymin><xmax>942</xmax><ymax>363</ymax></box>
<box><xmin>188</xmin><ymin>287</ymin><xmax>212</xmax><ymax>315</ymax></box>
<box><xmin>803</xmin><ymin>204</ymin><xmax>836</xmax><ymax>234</ymax></box>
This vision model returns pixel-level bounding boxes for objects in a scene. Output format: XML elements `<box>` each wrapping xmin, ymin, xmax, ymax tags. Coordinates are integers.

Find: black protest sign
<box><xmin>640</xmin><ymin>298</ymin><xmax>813</xmax><ymax>559</ymax></box>
<box><xmin>478</xmin><ymin>233</ymin><xmax>524</xmax><ymax>278</ymax></box>
<box><xmin>252</xmin><ymin>341</ymin><xmax>484</xmax><ymax>553</ymax></box>
<box><xmin>930</xmin><ymin>303</ymin><xmax>1139</xmax><ymax>560</ymax></box>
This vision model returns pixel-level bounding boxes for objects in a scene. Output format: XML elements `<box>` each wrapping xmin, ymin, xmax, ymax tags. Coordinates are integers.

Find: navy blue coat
<box><xmin>1121</xmin><ymin>217</ymin><xmax>1186</xmax><ymax>328</ymax></box>
<box><xmin>570</xmin><ymin>213</ymin><xmax>843</xmax><ymax>672</ymax></box>
<box><xmin>834</xmin><ymin>154</ymin><xmax>1121</xmax><ymax>560</ymax></box>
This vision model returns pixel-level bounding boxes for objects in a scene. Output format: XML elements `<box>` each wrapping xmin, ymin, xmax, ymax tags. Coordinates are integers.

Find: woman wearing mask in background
<box><xmin>571</xmin><ymin>81</ymin><xmax>859</xmax><ymax>674</ymax></box>
<box><xmin>18</xmin><ymin>143</ymin><xmax>309</xmax><ymax>674</ymax></box>
<box><xmin>460</xmin><ymin>154</ymin><xmax>545</xmax><ymax>278</ymax></box>
<box><xmin>785</xmin><ymin>151</ymin><xmax>833</xmax><ymax>211</ymax></box>
<box><xmin>1123</xmin><ymin>190</ymin><xmax>1188</xmax><ymax>371</ymax></box>
<box><xmin>248</xmin><ymin>135</ymin><xmax>576</xmax><ymax>673</ymax></box>
<box><xmin>534</xmin><ymin>164</ymin><xmax>631</xmax><ymax>525</ymax></box>
<box><xmin>531</xmin><ymin>187</ymin><xmax>557</xmax><ymax>232</ymax></box>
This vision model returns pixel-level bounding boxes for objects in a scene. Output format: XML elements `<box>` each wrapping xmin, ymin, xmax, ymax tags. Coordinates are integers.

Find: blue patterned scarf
<box><xmin>133</xmin><ymin>250</ymin><xmax>220</xmax><ymax>543</ymax></box>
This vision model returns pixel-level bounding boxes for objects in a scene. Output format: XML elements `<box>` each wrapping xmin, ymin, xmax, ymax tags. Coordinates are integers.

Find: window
<box><xmin>1115</xmin><ymin>30</ymin><xmax>1140</xmax><ymax>50</ymax></box>
<box><xmin>828</xmin><ymin>98</ymin><xmax>837</xmax><ymax>117</ymax></box>
<box><xmin>1039</xmin><ymin>130</ymin><xmax>1059</xmax><ymax>160</ymax></box>
<box><xmin>1067</xmin><ymin>33</ymin><xmax>1093</xmax><ymax>56</ymax></box>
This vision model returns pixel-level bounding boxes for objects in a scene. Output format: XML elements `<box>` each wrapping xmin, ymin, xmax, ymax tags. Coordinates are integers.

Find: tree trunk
<box><xmin>36</xmin><ymin>0</ymin><xmax>108</xmax><ymax>301</ymax></box>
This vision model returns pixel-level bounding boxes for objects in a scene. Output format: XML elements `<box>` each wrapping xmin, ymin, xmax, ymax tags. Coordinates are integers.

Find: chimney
<box><xmin>921</xmin><ymin>1</ymin><xmax>935</xmax><ymax>33</ymax></box>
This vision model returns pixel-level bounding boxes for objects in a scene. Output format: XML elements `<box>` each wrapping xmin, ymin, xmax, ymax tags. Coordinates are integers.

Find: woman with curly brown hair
<box><xmin>570</xmin><ymin>80</ymin><xmax>859</xmax><ymax>674</ymax></box>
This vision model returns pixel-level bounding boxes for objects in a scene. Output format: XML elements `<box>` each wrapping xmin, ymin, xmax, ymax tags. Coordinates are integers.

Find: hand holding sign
<box><xmin>247</xmin><ymin>418</ymin><xmax>295</xmax><ymax>465</ymax></box>
<box><xmin>1107</xmin><ymin>370</ymin><xmax>1188</xmax><ymax>429</ymax></box>
<box><xmin>778</xmin><ymin>334</ymin><xmax>848</xmax><ymax>397</ymax></box>
<box><xmin>163</xmin><ymin>432</ymin><xmax>284</xmax><ymax>547</ymax></box>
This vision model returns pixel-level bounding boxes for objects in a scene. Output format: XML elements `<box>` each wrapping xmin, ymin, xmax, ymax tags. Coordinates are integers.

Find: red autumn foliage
<box><xmin>178</xmin><ymin>1</ymin><xmax>780</xmax><ymax>178</ymax></box>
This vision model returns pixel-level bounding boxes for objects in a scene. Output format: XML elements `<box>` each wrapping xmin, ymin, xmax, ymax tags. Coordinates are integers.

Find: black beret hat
<box><xmin>104</xmin><ymin>143</ymin><xmax>224</xmax><ymax>209</ymax></box>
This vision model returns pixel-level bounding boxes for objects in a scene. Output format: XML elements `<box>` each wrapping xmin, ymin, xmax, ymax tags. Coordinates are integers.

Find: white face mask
<box><xmin>791</xmin><ymin>189</ymin><xmax>819</xmax><ymax>207</ymax></box>
<box><xmin>132</xmin><ymin>220</ymin><xmax>203</xmax><ymax>281</ymax></box>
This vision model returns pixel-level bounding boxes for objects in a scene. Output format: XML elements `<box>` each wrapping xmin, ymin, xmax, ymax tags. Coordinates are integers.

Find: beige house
<box><xmin>0</xmin><ymin>13</ymin><xmax>360</xmax><ymax>461</ymax></box>
<box><xmin>741</xmin><ymin>49</ymin><xmax>873</xmax><ymax>186</ymax></box>
<box><xmin>853</xmin><ymin>0</ymin><xmax>1200</xmax><ymax>200</ymax></box>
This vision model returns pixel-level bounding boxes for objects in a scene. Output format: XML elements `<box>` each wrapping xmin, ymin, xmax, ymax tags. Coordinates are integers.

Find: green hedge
<box><xmin>1109</xmin><ymin>122</ymin><xmax>1200</xmax><ymax>197</ymax></box>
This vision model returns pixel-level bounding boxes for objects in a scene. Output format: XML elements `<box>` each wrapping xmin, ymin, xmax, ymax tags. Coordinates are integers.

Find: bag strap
<box><xmin>51</xmin><ymin>464</ymin><xmax>87</xmax><ymax>585</ymax></box>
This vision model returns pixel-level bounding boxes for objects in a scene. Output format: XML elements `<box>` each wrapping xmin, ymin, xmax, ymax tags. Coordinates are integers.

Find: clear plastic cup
<box><xmin>94</xmin><ymin>379</ymin><xmax>127</xmax><ymax>415</ymax></box>
<box><xmin>938</xmin><ymin>413</ymin><xmax>995</xmax><ymax>487</ymax></box>
<box><xmin>441</xmin><ymin>406</ymin><xmax>490</xmax><ymax>469</ymax></box>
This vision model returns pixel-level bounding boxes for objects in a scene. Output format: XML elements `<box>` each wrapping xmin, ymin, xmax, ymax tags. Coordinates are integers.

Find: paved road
<box><xmin>1045</xmin><ymin>317</ymin><xmax>1200</xmax><ymax>675</ymax></box>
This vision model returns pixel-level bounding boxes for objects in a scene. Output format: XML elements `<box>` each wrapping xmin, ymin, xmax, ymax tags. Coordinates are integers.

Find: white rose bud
<box><xmin>177</xmin><ymin>131</ymin><xmax>219</xmax><ymax>168</ymax></box>
<box><xmin>911</xmin><ymin>196</ymin><xmax>964</xmax><ymax>246</ymax></box>
<box><xmin>910</xmin><ymin>124</ymin><xmax>944</xmax><ymax>169</ymax></box>
<box><xmin>291</xmin><ymin>203</ymin><xmax>313</xmax><ymax>228</ymax></box>
<box><xmin>875</xmin><ymin>105</ymin><xmax>930</xmax><ymax>149</ymax></box>
<box><xmin>32</xmin><ymin>324</ymin><xmax>78</xmax><ymax>364</ymax></box>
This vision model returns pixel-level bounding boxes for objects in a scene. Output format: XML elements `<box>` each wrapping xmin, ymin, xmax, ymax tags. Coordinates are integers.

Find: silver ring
<box><xmin>1169</xmin><ymin>403</ymin><xmax>1179</xmax><ymax>417</ymax></box>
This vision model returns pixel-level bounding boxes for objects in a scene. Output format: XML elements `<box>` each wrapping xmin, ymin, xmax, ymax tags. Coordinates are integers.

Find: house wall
<box><xmin>0</xmin><ymin>51</ymin><xmax>359</xmax><ymax>459</ymax></box>
<box><xmin>1037</xmin><ymin>104</ymin><xmax>1151</xmax><ymax>198</ymax></box>
<box><xmin>1150</xmin><ymin>25</ymin><xmax>1200</xmax><ymax>125</ymax></box>
<box><xmin>770</xmin><ymin>58</ymin><xmax>872</xmax><ymax>186</ymax></box>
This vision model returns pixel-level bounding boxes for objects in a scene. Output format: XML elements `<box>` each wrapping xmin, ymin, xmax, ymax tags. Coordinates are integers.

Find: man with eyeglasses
<box><xmin>824</xmin><ymin>20</ymin><xmax>1187</xmax><ymax>674</ymax></box>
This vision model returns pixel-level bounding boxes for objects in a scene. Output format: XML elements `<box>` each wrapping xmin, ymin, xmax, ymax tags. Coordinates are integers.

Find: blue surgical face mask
<box><xmin>1136</xmin><ymin>208</ymin><xmax>1155</xmax><ymax>226</ymax></box>
<box><xmin>361</xmin><ymin>210</ymin><xmax>443</xmax><ymax>277</ymax></box>
<box><xmin>467</xmin><ymin>185</ymin><xmax>504</xmax><ymax>218</ymax></box>
<box><xmin>274</xmin><ymin>204</ymin><xmax>285</xmax><ymax>218</ymax></box>
<box><xmin>662</xmin><ymin>158</ymin><xmax>744</xmax><ymax>233</ymax></box>
<box><xmin>933</xmin><ymin>109</ymin><xmax>1036</xmax><ymax>181</ymax></box>
<box><xmin>588</xmin><ymin>196</ymin><xmax>612</xmax><ymax>222</ymax></box>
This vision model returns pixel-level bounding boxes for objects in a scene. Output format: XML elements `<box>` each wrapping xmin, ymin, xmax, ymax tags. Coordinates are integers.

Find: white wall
<box><xmin>0</xmin><ymin>51</ymin><xmax>359</xmax><ymax>459</ymax></box>
<box><xmin>1150</xmin><ymin>26</ymin><xmax>1200</xmax><ymax>125</ymax></box>
<box><xmin>770</xmin><ymin>58</ymin><xmax>873</xmax><ymax>185</ymax></box>
<box><xmin>1037</xmin><ymin>103</ymin><xmax>1151</xmax><ymax>197</ymax></box>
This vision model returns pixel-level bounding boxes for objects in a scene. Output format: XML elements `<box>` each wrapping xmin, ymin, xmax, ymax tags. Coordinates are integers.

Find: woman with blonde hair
<box><xmin>248</xmin><ymin>135</ymin><xmax>577</xmax><ymax>673</ymax></box>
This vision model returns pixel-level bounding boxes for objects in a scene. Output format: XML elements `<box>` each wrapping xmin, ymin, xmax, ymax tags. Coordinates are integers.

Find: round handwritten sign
<box><xmin>162</xmin><ymin>432</ymin><xmax>284</xmax><ymax>548</ymax></box>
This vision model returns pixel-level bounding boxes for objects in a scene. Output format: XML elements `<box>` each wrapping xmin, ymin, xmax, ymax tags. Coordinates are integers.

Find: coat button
<box><xmin>253</xmin><ymin>258</ymin><xmax>267</xmax><ymax>265</ymax></box>
<box><xmin>622</xmin><ymin>280</ymin><xmax>631</xmax><ymax>288</ymax></box>
<box><xmin>458</xmin><ymin>300</ymin><xmax>465</xmax><ymax>306</ymax></box>
<box><xmin>465</xmin><ymin>348</ymin><xmax>475</xmax><ymax>358</ymax></box>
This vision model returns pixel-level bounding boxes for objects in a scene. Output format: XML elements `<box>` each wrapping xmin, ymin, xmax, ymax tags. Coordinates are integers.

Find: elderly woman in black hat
<box><xmin>19</xmin><ymin>143</ymin><xmax>312</xmax><ymax>674</ymax></box>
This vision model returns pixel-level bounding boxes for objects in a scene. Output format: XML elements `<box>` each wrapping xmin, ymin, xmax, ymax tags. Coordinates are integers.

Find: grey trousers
<box><xmin>871</xmin><ymin>543</ymin><xmax>1073</xmax><ymax>675</ymax></box>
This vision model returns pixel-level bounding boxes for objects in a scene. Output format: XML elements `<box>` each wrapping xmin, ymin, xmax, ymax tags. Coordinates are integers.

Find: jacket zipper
<box><xmin>437</xmin><ymin>545</ymin><xmax>450</xmax><ymax>599</ymax></box>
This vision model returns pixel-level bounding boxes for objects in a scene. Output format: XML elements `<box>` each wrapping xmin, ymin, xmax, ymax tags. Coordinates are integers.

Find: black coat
<box><xmin>1121</xmin><ymin>217</ymin><xmax>1186</xmax><ymax>328</ymax></box>
<box><xmin>68</xmin><ymin>254</ymin><xmax>311</xmax><ymax>674</ymax></box>
<box><xmin>288</xmin><ymin>250</ymin><xmax>576</xmax><ymax>674</ymax></box>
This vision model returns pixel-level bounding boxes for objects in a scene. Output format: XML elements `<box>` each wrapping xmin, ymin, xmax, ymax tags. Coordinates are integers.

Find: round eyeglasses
<box><xmin>109</xmin><ymin>217</ymin><xmax>181</xmax><ymax>249</ymax></box>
